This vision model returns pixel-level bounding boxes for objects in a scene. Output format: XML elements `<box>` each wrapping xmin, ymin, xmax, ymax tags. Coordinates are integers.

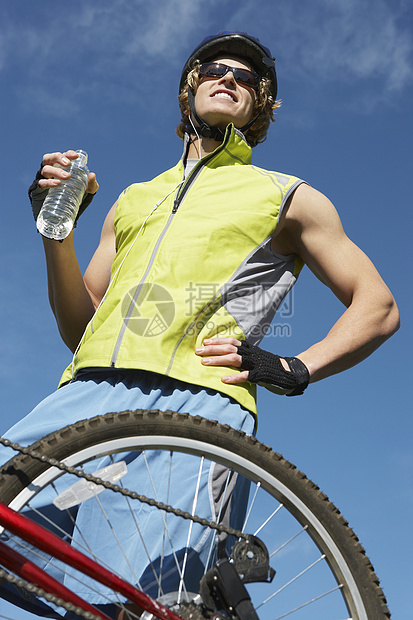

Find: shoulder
<box><xmin>272</xmin><ymin>183</ymin><xmax>349</xmax><ymax>265</ymax></box>
<box><xmin>279</xmin><ymin>183</ymin><xmax>345</xmax><ymax>245</ymax></box>
<box><xmin>285</xmin><ymin>183</ymin><xmax>341</xmax><ymax>226</ymax></box>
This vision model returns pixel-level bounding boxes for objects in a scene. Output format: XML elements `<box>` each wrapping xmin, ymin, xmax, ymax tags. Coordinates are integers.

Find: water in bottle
<box><xmin>36</xmin><ymin>150</ymin><xmax>89</xmax><ymax>240</ymax></box>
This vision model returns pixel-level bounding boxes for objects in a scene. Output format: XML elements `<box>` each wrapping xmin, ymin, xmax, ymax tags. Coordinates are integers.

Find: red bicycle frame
<box><xmin>0</xmin><ymin>501</ymin><xmax>183</xmax><ymax>620</ymax></box>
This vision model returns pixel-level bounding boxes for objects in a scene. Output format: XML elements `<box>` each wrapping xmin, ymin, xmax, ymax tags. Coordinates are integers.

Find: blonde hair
<box><xmin>176</xmin><ymin>61</ymin><xmax>281</xmax><ymax>147</ymax></box>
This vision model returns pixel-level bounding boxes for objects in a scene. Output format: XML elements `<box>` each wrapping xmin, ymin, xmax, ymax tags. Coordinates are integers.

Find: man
<box><xmin>2</xmin><ymin>31</ymin><xmax>399</xmax><ymax>616</ymax></box>
<box><xmin>34</xmin><ymin>33</ymin><xmax>399</xmax><ymax>403</ymax></box>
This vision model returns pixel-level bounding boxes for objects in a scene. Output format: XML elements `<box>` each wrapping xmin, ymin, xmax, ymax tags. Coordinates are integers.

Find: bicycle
<box><xmin>0</xmin><ymin>409</ymin><xmax>390</xmax><ymax>620</ymax></box>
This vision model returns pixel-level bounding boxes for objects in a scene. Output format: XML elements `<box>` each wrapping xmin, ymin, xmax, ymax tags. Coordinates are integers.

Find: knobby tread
<box><xmin>0</xmin><ymin>409</ymin><xmax>390</xmax><ymax>618</ymax></box>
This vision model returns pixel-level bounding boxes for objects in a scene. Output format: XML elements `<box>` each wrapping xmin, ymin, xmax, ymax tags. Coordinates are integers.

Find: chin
<box><xmin>202</xmin><ymin>111</ymin><xmax>244</xmax><ymax>130</ymax></box>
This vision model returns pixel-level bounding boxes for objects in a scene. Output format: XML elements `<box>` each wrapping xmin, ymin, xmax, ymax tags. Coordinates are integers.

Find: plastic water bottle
<box><xmin>36</xmin><ymin>149</ymin><xmax>89</xmax><ymax>240</ymax></box>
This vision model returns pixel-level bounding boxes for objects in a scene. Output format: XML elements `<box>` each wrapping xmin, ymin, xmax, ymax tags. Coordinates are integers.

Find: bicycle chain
<box><xmin>0</xmin><ymin>436</ymin><xmax>249</xmax><ymax>541</ymax></box>
<box><xmin>0</xmin><ymin>567</ymin><xmax>103</xmax><ymax>620</ymax></box>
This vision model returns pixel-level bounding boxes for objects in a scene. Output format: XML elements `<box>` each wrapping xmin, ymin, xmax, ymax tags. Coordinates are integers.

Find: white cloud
<box><xmin>2</xmin><ymin>0</ymin><xmax>412</xmax><ymax>117</ymax></box>
<box><xmin>232</xmin><ymin>0</ymin><xmax>412</xmax><ymax>104</ymax></box>
<box><xmin>125</xmin><ymin>0</ymin><xmax>207</xmax><ymax>58</ymax></box>
<box><xmin>6</xmin><ymin>0</ymin><xmax>219</xmax><ymax>69</ymax></box>
<box><xmin>1</xmin><ymin>0</ymin><xmax>225</xmax><ymax>117</ymax></box>
<box><xmin>280</xmin><ymin>0</ymin><xmax>411</xmax><ymax>92</ymax></box>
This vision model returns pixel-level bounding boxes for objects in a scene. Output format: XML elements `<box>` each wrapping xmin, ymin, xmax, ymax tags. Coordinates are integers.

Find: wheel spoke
<box><xmin>258</xmin><ymin>555</ymin><xmax>327</xmax><ymax>607</ymax></box>
<box><xmin>141</xmin><ymin>449</ymin><xmax>190</xmax><ymax>601</ymax></box>
<box><xmin>0</xmin><ymin>411</ymin><xmax>389</xmax><ymax>619</ymax></box>
<box><xmin>272</xmin><ymin>585</ymin><xmax>346</xmax><ymax>620</ymax></box>
<box><xmin>269</xmin><ymin>525</ymin><xmax>308</xmax><ymax>558</ymax></box>
<box><xmin>242</xmin><ymin>480</ymin><xmax>260</xmax><ymax>532</ymax></box>
<box><xmin>178</xmin><ymin>456</ymin><xmax>204</xmax><ymax>603</ymax></box>
<box><xmin>3</xmin><ymin>532</ymin><xmax>119</xmax><ymax>607</ymax></box>
<box><xmin>254</xmin><ymin>502</ymin><xmax>284</xmax><ymax>537</ymax></box>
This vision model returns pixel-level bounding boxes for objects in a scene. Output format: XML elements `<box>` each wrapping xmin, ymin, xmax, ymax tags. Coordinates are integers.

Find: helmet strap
<box><xmin>187</xmin><ymin>88</ymin><xmax>226</xmax><ymax>142</ymax></box>
<box><xmin>187</xmin><ymin>87</ymin><xmax>262</xmax><ymax>143</ymax></box>
<box><xmin>239</xmin><ymin>109</ymin><xmax>262</xmax><ymax>135</ymax></box>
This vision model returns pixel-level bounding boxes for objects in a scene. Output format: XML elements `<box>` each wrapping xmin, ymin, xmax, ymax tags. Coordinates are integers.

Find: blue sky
<box><xmin>0</xmin><ymin>0</ymin><xmax>412</xmax><ymax>618</ymax></box>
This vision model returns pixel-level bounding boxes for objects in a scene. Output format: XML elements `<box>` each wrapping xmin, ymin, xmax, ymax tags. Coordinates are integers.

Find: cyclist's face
<box><xmin>194</xmin><ymin>57</ymin><xmax>257</xmax><ymax>132</ymax></box>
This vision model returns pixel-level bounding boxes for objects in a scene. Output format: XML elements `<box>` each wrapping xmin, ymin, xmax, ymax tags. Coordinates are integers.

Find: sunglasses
<box><xmin>199</xmin><ymin>62</ymin><xmax>260</xmax><ymax>91</ymax></box>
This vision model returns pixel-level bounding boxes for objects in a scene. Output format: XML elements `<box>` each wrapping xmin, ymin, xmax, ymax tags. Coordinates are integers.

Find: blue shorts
<box><xmin>0</xmin><ymin>370</ymin><xmax>255</xmax><ymax>616</ymax></box>
<box><xmin>0</xmin><ymin>369</ymin><xmax>255</xmax><ymax>462</ymax></box>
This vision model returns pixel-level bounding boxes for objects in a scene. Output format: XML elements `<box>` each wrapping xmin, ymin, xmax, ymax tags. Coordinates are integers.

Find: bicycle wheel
<box><xmin>0</xmin><ymin>409</ymin><xmax>390</xmax><ymax>620</ymax></box>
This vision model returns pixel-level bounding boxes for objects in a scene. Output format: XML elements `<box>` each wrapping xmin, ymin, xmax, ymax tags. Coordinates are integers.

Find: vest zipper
<box><xmin>110</xmin><ymin>137</ymin><xmax>230</xmax><ymax>367</ymax></box>
<box><xmin>110</xmin><ymin>210</ymin><xmax>175</xmax><ymax>367</ymax></box>
<box><xmin>171</xmin><ymin>133</ymin><xmax>231</xmax><ymax>213</ymax></box>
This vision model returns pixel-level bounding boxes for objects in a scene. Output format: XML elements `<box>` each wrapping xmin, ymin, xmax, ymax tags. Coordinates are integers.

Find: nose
<box><xmin>217</xmin><ymin>69</ymin><xmax>237</xmax><ymax>88</ymax></box>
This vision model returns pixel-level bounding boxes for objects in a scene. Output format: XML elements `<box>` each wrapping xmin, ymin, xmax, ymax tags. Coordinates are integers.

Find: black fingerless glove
<box><xmin>28</xmin><ymin>163</ymin><xmax>95</xmax><ymax>225</ymax></box>
<box><xmin>28</xmin><ymin>164</ymin><xmax>48</xmax><ymax>221</ymax></box>
<box><xmin>237</xmin><ymin>341</ymin><xmax>310</xmax><ymax>396</ymax></box>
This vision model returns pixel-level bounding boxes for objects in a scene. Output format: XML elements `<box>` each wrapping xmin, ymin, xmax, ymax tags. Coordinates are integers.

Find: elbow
<box><xmin>389</xmin><ymin>301</ymin><xmax>400</xmax><ymax>336</ymax></box>
<box><xmin>381</xmin><ymin>293</ymin><xmax>400</xmax><ymax>340</ymax></box>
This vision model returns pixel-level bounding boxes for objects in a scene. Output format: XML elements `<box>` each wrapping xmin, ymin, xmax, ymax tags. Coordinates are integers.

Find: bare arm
<box><xmin>196</xmin><ymin>184</ymin><xmax>400</xmax><ymax>386</ymax></box>
<box><xmin>282</xmin><ymin>183</ymin><xmax>400</xmax><ymax>381</ymax></box>
<box><xmin>39</xmin><ymin>151</ymin><xmax>117</xmax><ymax>352</ymax></box>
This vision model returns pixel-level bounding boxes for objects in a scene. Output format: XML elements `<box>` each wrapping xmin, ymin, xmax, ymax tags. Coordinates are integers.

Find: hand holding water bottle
<box><xmin>29</xmin><ymin>150</ymin><xmax>99</xmax><ymax>240</ymax></box>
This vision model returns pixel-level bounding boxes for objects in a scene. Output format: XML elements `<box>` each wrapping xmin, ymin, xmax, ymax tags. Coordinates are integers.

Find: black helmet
<box><xmin>180</xmin><ymin>31</ymin><xmax>277</xmax><ymax>99</ymax></box>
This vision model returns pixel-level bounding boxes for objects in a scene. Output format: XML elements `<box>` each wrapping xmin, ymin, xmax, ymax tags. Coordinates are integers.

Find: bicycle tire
<box><xmin>0</xmin><ymin>409</ymin><xmax>390</xmax><ymax>620</ymax></box>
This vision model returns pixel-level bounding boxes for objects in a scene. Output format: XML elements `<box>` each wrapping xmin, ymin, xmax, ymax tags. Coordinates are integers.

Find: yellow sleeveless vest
<box><xmin>60</xmin><ymin>126</ymin><xmax>304</xmax><ymax>414</ymax></box>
